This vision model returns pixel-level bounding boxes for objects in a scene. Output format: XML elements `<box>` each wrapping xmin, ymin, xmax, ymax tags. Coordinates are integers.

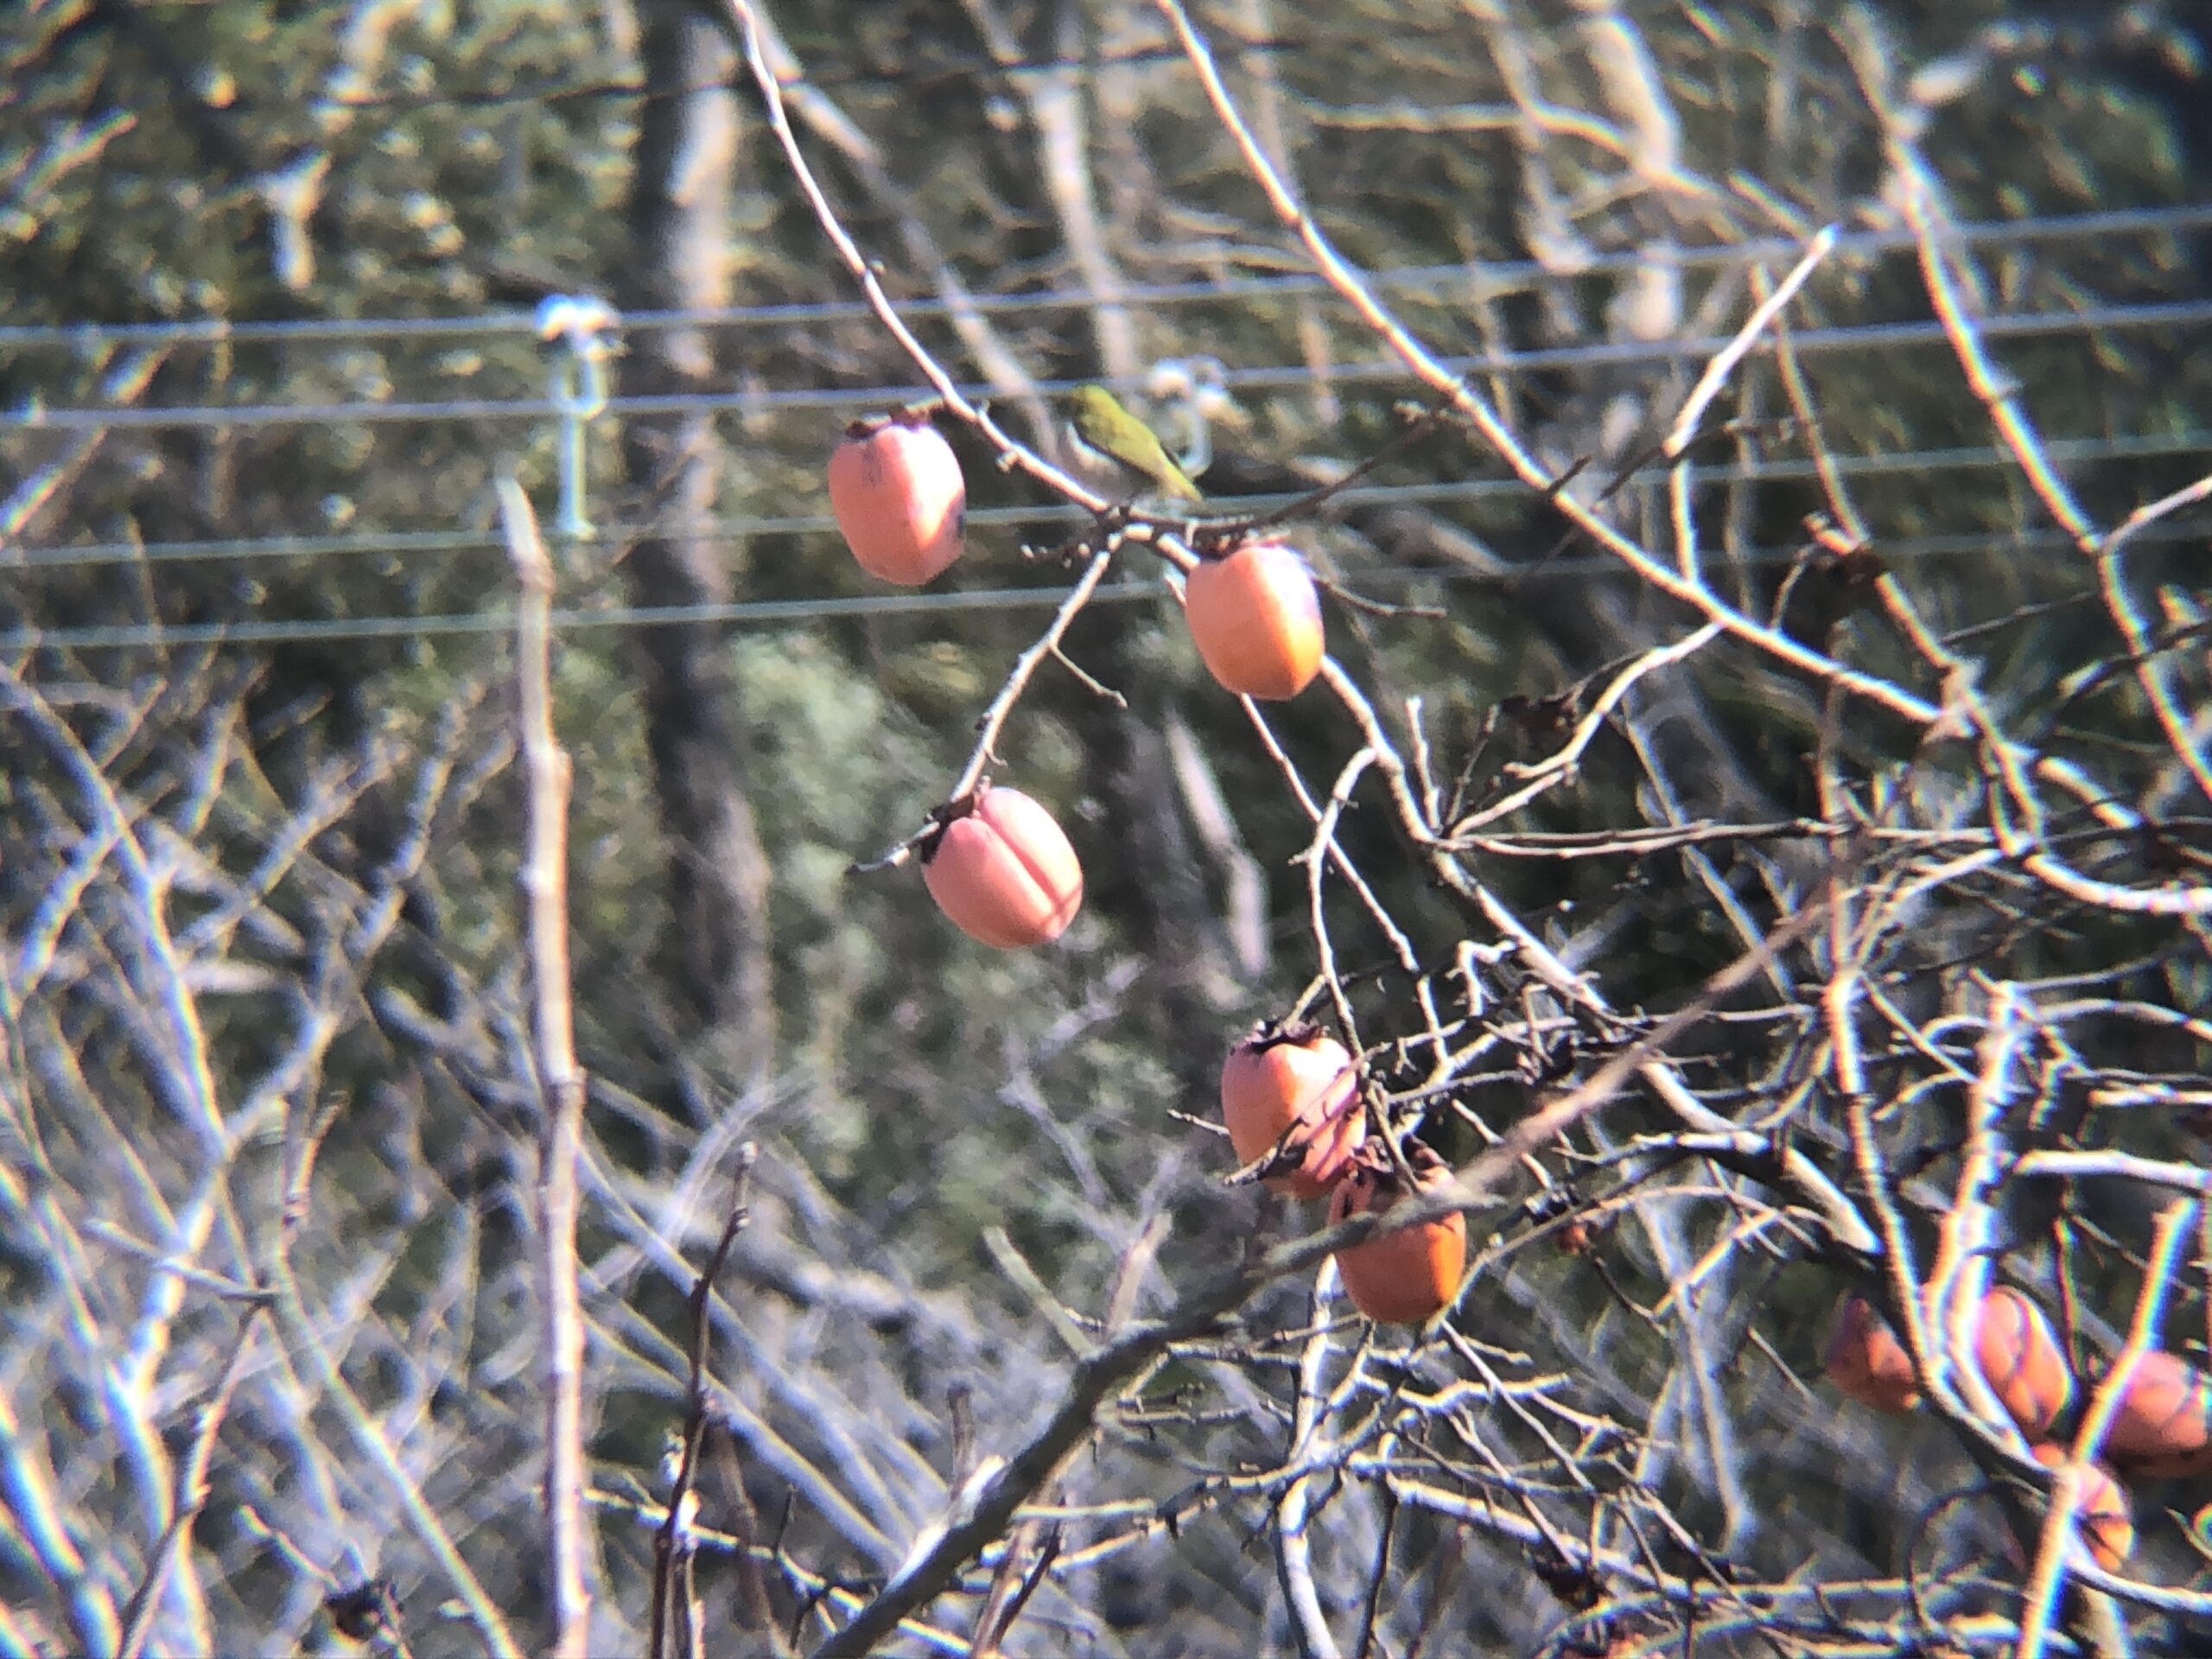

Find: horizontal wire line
<box><xmin>10</xmin><ymin>295</ymin><xmax>2209</xmax><ymax>434</ymax></box>
<box><xmin>107</xmin><ymin>38</ymin><xmax>1305</xmax><ymax>124</ymax></box>
<box><xmin>10</xmin><ymin>425</ymin><xmax>2209</xmax><ymax>574</ymax></box>
<box><xmin>0</xmin><ymin>201</ymin><xmax>2205</xmax><ymax>353</ymax></box>
<box><xmin>7</xmin><ymin>518</ymin><xmax>2199</xmax><ymax>655</ymax></box>
<box><xmin>3</xmin><ymin>578</ymin><xmax>1166</xmax><ymax>652</ymax></box>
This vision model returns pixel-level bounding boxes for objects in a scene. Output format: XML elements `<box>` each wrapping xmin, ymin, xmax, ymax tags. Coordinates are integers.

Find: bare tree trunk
<box><xmin>619</xmin><ymin>0</ymin><xmax>774</xmax><ymax>1075</ymax></box>
<box><xmin>1090</xmin><ymin>645</ymin><xmax>1247</xmax><ymax>1084</ymax></box>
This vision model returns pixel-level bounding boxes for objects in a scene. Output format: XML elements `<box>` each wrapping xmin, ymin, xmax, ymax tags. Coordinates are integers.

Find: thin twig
<box><xmin>651</xmin><ymin>1145</ymin><xmax>766</xmax><ymax>1659</ymax></box>
<box><xmin>1665</xmin><ymin>226</ymin><xmax>1836</xmax><ymax>460</ymax></box>
<box><xmin>115</xmin><ymin>1306</ymin><xmax>267</xmax><ymax>1659</ymax></box>
<box><xmin>1275</xmin><ymin>1257</ymin><xmax>1344</xmax><ymax>1659</ymax></box>
<box><xmin>851</xmin><ymin>544</ymin><xmax>1121</xmax><ymax>873</ymax></box>
<box><xmin>2014</xmin><ymin>1199</ymin><xmax>2199</xmax><ymax>1659</ymax></box>
<box><xmin>499</xmin><ymin>475</ymin><xmax>594</xmax><ymax>1659</ymax></box>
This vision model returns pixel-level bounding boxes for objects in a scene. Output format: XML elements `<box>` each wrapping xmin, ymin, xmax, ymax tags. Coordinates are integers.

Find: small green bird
<box><xmin>1065</xmin><ymin>384</ymin><xmax>1204</xmax><ymax>504</ymax></box>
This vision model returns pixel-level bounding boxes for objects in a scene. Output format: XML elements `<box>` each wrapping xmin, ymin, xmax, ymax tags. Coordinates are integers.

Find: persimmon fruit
<box><xmin>1326</xmin><ymin>1144</ymin><xmax>1466</xmax><ymax>1326</ymax></box>
<box><xmin>919</xmin><ymin>786</ymin><xmax>1083</xmax><ymax>948</ymax></box>
<box><xmin>827</xmin><ymin>410</ymin><xmax>966</xmax><ymax>585</ymax></box>
<box><xmin>1823</xmin><ymin>1294</ymin><xmax>1922</xmax><ymax>1414</ymax></box>
<box><xmin>2031</xmin><ymin>1444</ymin><xmax>2133</xmax><ymax>1573</ymax></box>
<box><xmin>2101</xmin><ymin>1350</ymin><xmax>2212</xmax><ymax>1478</ymax></box>
<box><xmin>1974</xmin><ymin>1287</ymin><xmax>2073</xmax><ymax>1439</ymax></box>
<box><xmin>1183</xmin><ymin>540</ymin><xmax>1325</xmax><ymax>701</ymax></box>
<box><xmin>1218</xmin><ymin>1026</ymin><xmax>1364</xmax><ymax>1199</ymax></box>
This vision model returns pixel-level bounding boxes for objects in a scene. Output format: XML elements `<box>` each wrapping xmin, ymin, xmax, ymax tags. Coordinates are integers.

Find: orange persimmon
<box><xmin>1823</xmin><ymin>1293</ymin><xmax>1923</xmax><ymax>1414</ymax></box>
<box><xmin>1974</xmin><ymin>1287</ymin><xmax>2074</xmax><ymax>1439</ymax></box>
<box><xmin>1219</xmin><ymin>1025</ymin><xmax>1364</xmax><ymax>1199</ymax></box>
<box><xmin>919</xmin><ymin>785</ymin><xmax>1082</xmax><ymax>948</ymax></box>
<box><xmin>2100</xmin><ymin>1350</ymin><xmax>2212</xmax><ymax>1478</ymax></box>
<box><xmin>1183</xmin><ymin>540</ymin><xmax>1325</xmax><ymax>701</ymax></box>
<box><xmin>2031</xmin><ymin>1445</ymin><xmax>2133</xmax><ymax>1573</ymax></box>
<box><xmin>1326</xmin><ymin>1144</ymin><xmax>1466</xmax><ymax>1326</ymax></box>
<box><xmin>827</xmin><ymin>410</ymin><xmax>966</xmax><ymax>585</ymax></box>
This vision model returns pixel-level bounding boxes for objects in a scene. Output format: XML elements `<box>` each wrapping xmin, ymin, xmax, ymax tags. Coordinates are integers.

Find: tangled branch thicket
<box><xmin>4</xmin><ymin>2</ymin><xmax>2212</xmax><ymax>1656</ymax></box>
